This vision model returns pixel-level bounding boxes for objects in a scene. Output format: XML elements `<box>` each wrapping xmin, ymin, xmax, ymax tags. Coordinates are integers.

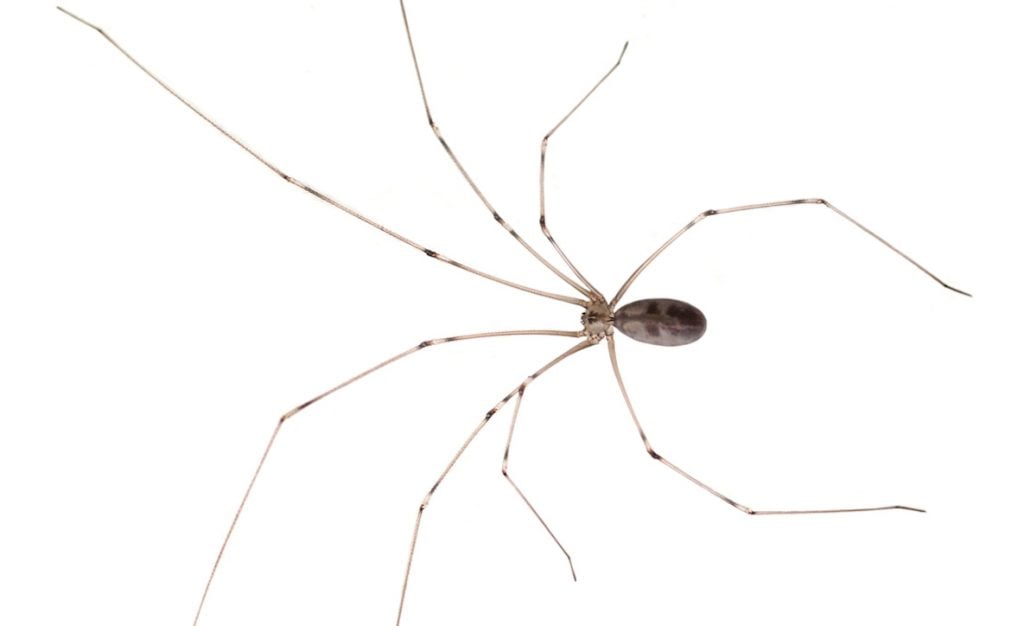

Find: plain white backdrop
<box><xmin>2</xmin><ymin>1</ymin><xmax>1021</xmax><ymax>625</ymax></box>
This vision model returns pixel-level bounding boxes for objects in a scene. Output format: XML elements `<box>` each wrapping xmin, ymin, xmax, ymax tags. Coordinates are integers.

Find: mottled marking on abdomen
<box><xmin>613</xmin><ymin>298</ymin><xmax>707</xmax><ymax>347</ymax></box>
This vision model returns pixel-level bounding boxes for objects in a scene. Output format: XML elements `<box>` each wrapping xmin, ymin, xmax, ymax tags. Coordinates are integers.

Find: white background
<box><xmin>2</xmin><ymin>1</ymin><xmax>1021</xmax><ymax>625</ymax></box>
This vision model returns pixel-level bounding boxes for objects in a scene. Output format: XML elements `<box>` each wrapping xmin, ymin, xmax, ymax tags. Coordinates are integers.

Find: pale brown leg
<box><xmin>538</xmin><ymin>42</ymin><xmax>629</xmax><ymax>301</ymax></box>
<box><xmin>501</xmin><ymin>388</ymin><xmax>576</xmax><ymax>581</ymax></box>
<box><xmin>56</xmin><ymin>6</ymin><xmax>587</xmax><ymax>307</ymax></box>
<box><xmin>612</xmin><ymin>197</ymin><xmax>971</xmax><ymax>307</ymax></box>
<box><xmin>606</xmin><ymin>335</ymin><xmax>925</xmax><ymax>516</ymax></box>
<box><xmin>396</xmin><ymin>339</ymin><xmax>593</xmax><ymax>625</ymax></box>
<box><xmin>183</xmin><ymin>329</ymin><xmax>580</xmax><ymax>626</ymax></box>
<box><xmin>397</xmin><ymin>0</ymin><xmax>591</xmax><ymax>298</ymax></box>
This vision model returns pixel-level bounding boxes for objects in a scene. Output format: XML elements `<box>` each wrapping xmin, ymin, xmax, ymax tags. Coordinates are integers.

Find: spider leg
<box><xmin>57</xmin><ymin>6</ymin><xmax>587</xmax><ymax>308</ymax></box>
<box><xmin>605</xmin><ymin>335</ymin><xmax>925</xmax><ymax>516</ymax></box>
<box><xmin>501</xmin><ymin>387</ymin><xmax>576</xmax><ymax>581</ymax></box>
<box><xmin>398</xmin><ymin>0</ymin><xmax>591</xmax><ymax>298</ymax></box>
<box><xmin>186</xmin><ymin>329</ymin><xmax>581</xmax><ymax>626</ymax></box>
<box><xmin>613</xmin><ymin>197</ymin><xmax>971</xmax><ymax>307</ymax></box>
<box><xmin>538</xmin><ymin>42</ymin><xmax>630</xmax><ymax>301</ymax></box>
<box><xmin>396</xmin><ymin>338</ymin><xmax>593</xmax><ymax>625</ymax></box>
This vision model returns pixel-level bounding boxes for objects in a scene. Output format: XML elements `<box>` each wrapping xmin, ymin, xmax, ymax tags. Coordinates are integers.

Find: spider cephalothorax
<box><xmin>581</xmin><ymin>299</ymin><xmax>614</xmax><ymax>343</ymax></box>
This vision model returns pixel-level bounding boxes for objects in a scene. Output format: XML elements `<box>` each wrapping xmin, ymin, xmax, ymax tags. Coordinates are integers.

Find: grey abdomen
<box><xmin>613</xmin><ymin>298</ymin><xmax>707</xmax><ymax>347</ymax></box>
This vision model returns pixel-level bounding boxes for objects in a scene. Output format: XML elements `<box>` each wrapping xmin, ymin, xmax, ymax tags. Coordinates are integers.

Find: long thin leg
<box><xmin>539</xmin><ymin>42</ymin><xmax>630</xmax><ymax>301</ymax></box>
<box><xmin>606</xmin><ymin>335</ymin><xmax>925</xmax><ymax>516</ymax></box>
<box><xmin>57</xmin><ymin>7</ymin><xmax>586</xmax><ymax>308</ymax></box>
<box><xmin>397</xmin><ymin>0</ymin><xmax>591</xmax><ymax>299</ymax></box>
<box><xmin>502</xmin><ymin>388</ymin><xmax>576</xmax><ymax>580</ymax></box>
<box><xmin>396</xmin><ymin>338</ymin><xmax>593</xmax><ymax>625</ymax></box>
<box><xmin>611</xmin><ymin>197</ymin><xmax>971</xmax><ymax>307</ymax></box>
<box><xmin>188</xmin><ymin>329</ymin><xmax>581</xmax><ymax>626</ymax></box>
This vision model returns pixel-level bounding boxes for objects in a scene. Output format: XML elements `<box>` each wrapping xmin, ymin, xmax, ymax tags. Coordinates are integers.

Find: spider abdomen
<box><xmin>614</xmin><ymin>298</ymin><xmax>706</xmax><ymax>347</ymax></box>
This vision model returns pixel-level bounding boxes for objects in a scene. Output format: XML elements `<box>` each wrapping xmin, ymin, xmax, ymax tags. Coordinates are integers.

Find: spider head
<box><xmin>581</xmin><ymin>299</ymin><xmax>614</xmax><ymax>343</ymax></box>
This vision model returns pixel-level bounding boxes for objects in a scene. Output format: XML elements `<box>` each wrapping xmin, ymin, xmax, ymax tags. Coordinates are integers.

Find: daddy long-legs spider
<box><xmin>43</xmin><ymin>1</ymin><xmax>981</xmax><ymax>624</ymax></box>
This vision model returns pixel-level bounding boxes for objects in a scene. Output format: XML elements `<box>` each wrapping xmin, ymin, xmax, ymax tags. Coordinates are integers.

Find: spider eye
<box><xmin>613</xmin><ymin>298</ymin><xmax>706</xmax><ymax>347</ymax></box>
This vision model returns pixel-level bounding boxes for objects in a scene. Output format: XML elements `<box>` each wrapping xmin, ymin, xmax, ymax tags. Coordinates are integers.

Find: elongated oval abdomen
<box><xmin>614</xmin><ymin>298</ymin><xmax>706</xmax><ymax>347</ymax></box>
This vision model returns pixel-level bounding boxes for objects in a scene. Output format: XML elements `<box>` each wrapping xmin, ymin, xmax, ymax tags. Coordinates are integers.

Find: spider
<box><xmin>58</xmin><ymin>2</ymin><xmax>969</xmax><ymax>624</ymax></box>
